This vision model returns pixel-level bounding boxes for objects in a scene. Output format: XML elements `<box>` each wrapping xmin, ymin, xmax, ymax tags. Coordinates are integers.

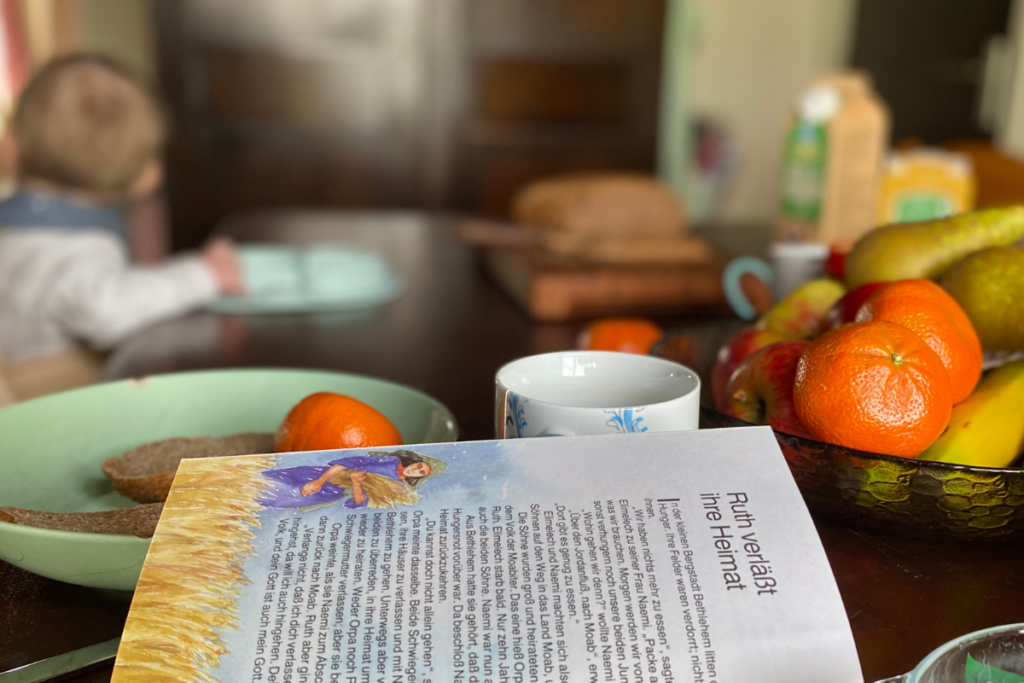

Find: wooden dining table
<box><xmin>2</xmin><ymin>210</ymin><xmax>1022</xmax><ymax>683</ymax></box>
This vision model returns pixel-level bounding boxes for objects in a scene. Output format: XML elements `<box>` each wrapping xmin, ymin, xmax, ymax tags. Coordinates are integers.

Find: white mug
<box><xmin>769</xmin><ymin>242</ymin><xmax>829</xmax><ymax>299</ymax></box>
<box><xmin>495</xmin><ymin>351</ymin><xmax>701</xmax><ymax>439</ymax></box>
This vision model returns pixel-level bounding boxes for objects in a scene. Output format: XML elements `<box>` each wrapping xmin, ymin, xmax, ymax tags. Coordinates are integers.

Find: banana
<box><xmin>919</xmin><ymin>360</ymin><xmax>1024</xmax><ymax>467</ymax></box>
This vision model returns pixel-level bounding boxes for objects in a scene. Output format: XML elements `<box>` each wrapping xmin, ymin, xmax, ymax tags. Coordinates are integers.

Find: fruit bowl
<box><xmin>700</xmin><ymin>406</ymin><xmax>1024</xmax><ymax>540</ymax></box>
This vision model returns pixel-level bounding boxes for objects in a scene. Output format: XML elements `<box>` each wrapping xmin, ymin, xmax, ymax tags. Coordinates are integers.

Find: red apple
<box><xmin>757</xmin><ymin>279</ymin><xmax>846</xmax><ymax>338</ymax></box>
<box><xmin>711</xmin><ymin>327</ymin><xmax>789</xmax><ymax>410</ymax></box>
<box><xmin>722</xmin><ymin>341</ymin><xmax>812</xmax><ymax>439</ymax></box>
<box><xmin>818</xmin><ymin>282</ymin><xmax>887</xmax><ymax>334</ymax></box>
<box><xmin>712</xmin><ymin>279</ymin><xmax>846</xmax><ymax>410</ymax></box>
<box><xmin>825</xmin><ymin>241</ymin><xmax>855</xmax><ymax>280</ymax></box>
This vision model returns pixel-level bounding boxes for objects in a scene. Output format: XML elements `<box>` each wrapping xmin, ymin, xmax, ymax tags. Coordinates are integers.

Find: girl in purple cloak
<box><xmin>261</xmin><ymin>450</ymin><xmax>443</xmax><ymax>510</ymax></box>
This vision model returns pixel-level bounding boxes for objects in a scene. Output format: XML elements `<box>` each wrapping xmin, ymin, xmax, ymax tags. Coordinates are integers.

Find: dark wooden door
<box><xmin>454</xmin><ymin>0</ymin><xmax>666</xmax><ymax>217</ymax></box>
<box><xmin>156</xmin><ymin>0</ymin><xmax>450</xmax><ymax>248</ymax></box>
<box><xmin>156</xmin><ymin>0</ymin><xmax>665</xmax><ymax>247</ymax></box>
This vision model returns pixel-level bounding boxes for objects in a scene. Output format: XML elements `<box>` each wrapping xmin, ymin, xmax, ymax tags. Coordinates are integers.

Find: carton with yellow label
<box><xmin>878</xmin><ymin>148</ymin><xmax>975</xmax><ymax>224</ymax></box>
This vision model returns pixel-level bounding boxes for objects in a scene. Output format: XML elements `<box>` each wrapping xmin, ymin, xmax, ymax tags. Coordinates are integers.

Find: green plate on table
<box><xmin>0</xmin><ymin>369</ymin><xmax>457</xmax><ymax>591</ymax></box>
<box><xmin>209</xmin><ymin>245</ymin><xmax>404</xmax><ymax>315</ymax></box>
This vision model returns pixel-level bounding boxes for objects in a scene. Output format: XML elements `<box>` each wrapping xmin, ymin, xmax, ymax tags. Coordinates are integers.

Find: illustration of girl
<box><xmin>261</xmin><ymin>450</ymin><xmax>444</xmax><ymax>510</ymax></box>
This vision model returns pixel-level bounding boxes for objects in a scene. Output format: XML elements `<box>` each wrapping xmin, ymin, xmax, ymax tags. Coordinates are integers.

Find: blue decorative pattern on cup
<box><xmin>507</xmin><ymin>392</ymin><xmax>529</xmax><ymax>438</ymax></box>
<box><xmin>606</xmin><ymin>408</ymin><xmax>648</xmax><ymax>433</ymax></box>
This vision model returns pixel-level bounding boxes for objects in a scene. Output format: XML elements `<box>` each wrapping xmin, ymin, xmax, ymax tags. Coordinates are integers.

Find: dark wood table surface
<box><xmin>2</xmin><ymin>211</ymin><xmax>1022</xmax><ymax>683</ymax></box>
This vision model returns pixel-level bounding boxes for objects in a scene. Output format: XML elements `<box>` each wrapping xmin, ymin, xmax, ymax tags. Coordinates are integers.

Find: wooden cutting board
<box><xmin>484</xmin><ymin>247</ymin><xmax>733</xmax><ymax>321</ymax></box>
<box><xmin>458</xmin><ymin>220</ymin><xmax>713</xmax><ymax>265</ymax></box>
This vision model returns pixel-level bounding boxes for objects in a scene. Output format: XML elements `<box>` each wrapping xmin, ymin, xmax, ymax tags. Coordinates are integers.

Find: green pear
<box><xmin>845</xmin><ymin>206</ymin><xmax>1024</xmax><ymax>288</ymax></box>
<box><xmin>940</xmin><ymin>246</ymin><xmax>1024</xmax><ymax>351</ymax></box>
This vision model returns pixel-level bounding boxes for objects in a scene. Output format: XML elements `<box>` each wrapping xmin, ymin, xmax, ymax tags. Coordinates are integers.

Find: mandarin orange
<box><xmin>855</xmin><ymin>279</ymin><xmax>982</xmax><ymax>404</ymax></box>
<box><xmin>578</xmin><ymin>318</ymin><xmax>663</xmax><ymax>355</ymax></box>
<box><xmin>793</xmin><ymin>321</ymin><xmax>952</xmax><ymax>457</ymax></box>
<box><xmin>275</xmin><ymin>392</ymin><xmax>403</xmax><ymax>452</ymax></box>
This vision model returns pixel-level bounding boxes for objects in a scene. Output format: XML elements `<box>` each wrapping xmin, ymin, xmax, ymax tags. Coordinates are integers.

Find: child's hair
<box><xmin>13</xmin><ymin>54</ymin><xmax>166</xmax><ymax>200</ymax></box>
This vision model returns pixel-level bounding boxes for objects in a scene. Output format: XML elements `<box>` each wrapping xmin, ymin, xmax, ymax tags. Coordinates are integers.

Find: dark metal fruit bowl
<box><xmin>700</xmin><ymin>406</ymin><xmax>1024</xmax><ymax>540</ymax></box>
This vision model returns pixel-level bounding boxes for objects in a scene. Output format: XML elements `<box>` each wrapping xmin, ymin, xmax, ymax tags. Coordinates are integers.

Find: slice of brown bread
<box><xmin>102</xmin><ymin>432</ymin><xmax>275</xmax><ymax>504</ymax></box>
<box><xmin>511</xmin><ymin>174</ymin><xmax>686</xmax><ymax>238</ymax></box>
<box><xmin>0</xmin><ymin>503</ymin><xmax>164</xmax><ymax>538</ymax></box>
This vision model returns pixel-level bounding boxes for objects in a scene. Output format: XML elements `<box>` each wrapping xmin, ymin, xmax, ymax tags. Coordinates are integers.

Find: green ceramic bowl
<box><xmin>0</xmin><ymin>369</ymin><xmax>458</xmax><ymax>590</ymax></box>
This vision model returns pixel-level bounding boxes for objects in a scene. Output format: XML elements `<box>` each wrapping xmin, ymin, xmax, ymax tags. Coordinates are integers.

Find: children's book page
<box><xmin>112</xmin><ymin>427</ymin><xmax>862</xmax><ymax>683</ymax></box>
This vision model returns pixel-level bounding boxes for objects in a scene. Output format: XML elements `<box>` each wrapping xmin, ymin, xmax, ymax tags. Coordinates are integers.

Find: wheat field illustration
<box><xmin>112</xmin><ymin>454</ymin><xmax>277</xmax><ymax>683</ymax></box>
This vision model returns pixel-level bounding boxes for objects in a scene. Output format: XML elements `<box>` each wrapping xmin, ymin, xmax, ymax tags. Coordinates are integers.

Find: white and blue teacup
<box><xmin>495</xmin><ymin>351</ymin><xmax>700</xmax><ymax>439</ymax></box>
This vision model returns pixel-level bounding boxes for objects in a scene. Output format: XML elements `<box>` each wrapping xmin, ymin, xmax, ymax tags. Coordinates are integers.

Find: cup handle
<box><xmin>722</xmin><ymin>256</ymin><xmax>775</xmax><ymax>320</ymax></box>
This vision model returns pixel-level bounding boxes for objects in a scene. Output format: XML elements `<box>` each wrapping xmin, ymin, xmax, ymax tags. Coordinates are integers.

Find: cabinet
<box><xmin>156</xmin><ymin>0</ymin><xmax>665</xmax><ymax>246</ymax></box>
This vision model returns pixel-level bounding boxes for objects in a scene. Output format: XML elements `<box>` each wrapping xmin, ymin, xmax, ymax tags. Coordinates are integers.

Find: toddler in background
<box><xmin>0</xmin><ymin>54</ymin><xmax>243</xmax><ymax>401</ymax></box>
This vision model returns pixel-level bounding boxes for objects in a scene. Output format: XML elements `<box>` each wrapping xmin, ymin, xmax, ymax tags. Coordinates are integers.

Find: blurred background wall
<box><xmin>0</xmin><ymin>0</ymin><xmax>1021</xmax><ymax>247</ymax></box>
<box><xmin>685</xmin><ymin>0</ymin><xmax>857</xmax><ymax>224</ymax></box>
<box><xmin>72</xmin><ymin>0</ymin><xmax>156</xmax><ymax>79</ymax></box>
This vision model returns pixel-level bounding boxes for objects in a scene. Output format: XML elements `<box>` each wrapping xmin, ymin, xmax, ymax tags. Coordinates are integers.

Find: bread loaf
<box><xmin>512</xmin><ymin>174</ymin><xmax>686</xmax><ymax>237</ymax></box>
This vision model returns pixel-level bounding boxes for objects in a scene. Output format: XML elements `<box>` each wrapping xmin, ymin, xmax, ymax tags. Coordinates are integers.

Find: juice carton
<box><xmin>776</xmin><ymin>72</ymin><xmax>890</xmax><ymax>244</ymax></box>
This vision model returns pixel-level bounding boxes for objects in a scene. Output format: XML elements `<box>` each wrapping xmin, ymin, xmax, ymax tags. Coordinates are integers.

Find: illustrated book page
<box><xmin>112</xmin><ymin>427</ymin><xmax>863</xmax><ymax>683</ymax></box>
